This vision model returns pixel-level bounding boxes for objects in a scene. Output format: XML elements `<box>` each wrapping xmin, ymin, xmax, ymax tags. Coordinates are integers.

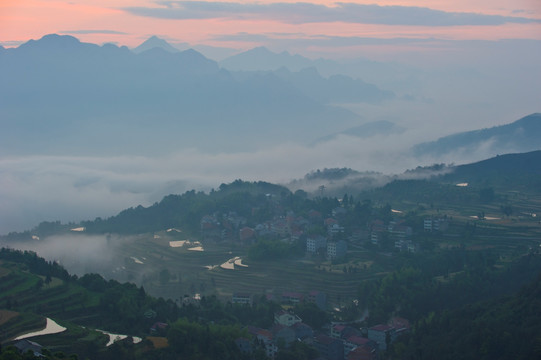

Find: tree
<box><xmin>159</xmin><ymin>269</ymin><xmax>170</xmax><ymax>285</ymax></box>
<box><xmin>342</xmin><ymin>193</ymin><xmax>349</xmax><ymax>207</ymax></box>
<box><xmin>501</xmin><ymin>204</ymin><xmax>513</xmax><ymax>217</ymax></box>
<box><xmin>294</xmin><ymin>189</ymin><xmax>308</xmax><ymax>199</ymax></box>
<box><xmin>479</xmin><ymin>187</ymin><xmax>495</xmax><ymax>203</ymax></box>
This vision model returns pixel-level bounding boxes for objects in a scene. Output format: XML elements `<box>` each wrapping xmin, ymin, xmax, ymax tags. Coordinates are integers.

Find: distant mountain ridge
<box><xmin>219</xmin><ymin>46</ymin><xmax>420</xmax><ymax>92</ymax></box>
<box><xmin>1</xmin><ymin>34</ymin><xmax>386</xmax><ymax>155</ymax></box>
<box><xmin>220</xmin><ymin>46</ymin><xmax>315</xmax><ymax>72</ymax></box>
<box><xmin>132</xmin><ymin>35</ymin><xmax>183</xmax><ymax>54</ymax></box>
<box><xmin>313</xmin><ymin>120</ymin><xmax>405</xmax><ymax>144</ymax></box>
<box><xmin>231</xmin><ymin>66</ymin><xmax>395</xmax><ymax>105</ymax></box>
<box><xmin>413</xmin><ymin>113</ymin><xmax>541</xmax><ymax>158</ymax></box>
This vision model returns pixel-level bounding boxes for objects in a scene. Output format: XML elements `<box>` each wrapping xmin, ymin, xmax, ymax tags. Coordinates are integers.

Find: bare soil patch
<box><xmin>0</xmin><ymin>309</ymin><xmax>19</xmax><ymax>326</ymax></box>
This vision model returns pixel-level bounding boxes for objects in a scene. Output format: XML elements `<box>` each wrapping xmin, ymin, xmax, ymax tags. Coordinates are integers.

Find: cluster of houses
<box><xmin>306</xmin><ymin>236</ymin><xmax>348</xmax><ymax>260</ymax></box>
<box><xmin>201</xmin><ymin>208</ymin><xmax>451</xmax><ymax>263</ymax></box>
<box><xmin>230</xmin><ymin>289</ymin><xmax>410</xmax><ymax>359</ymax></box>
<box><xmin>232</xmin><ymin>290</ymin><xmax>327</xmax><ymax>310</ymax></box>
<box><xmin>237</xmin><ymin>309</ymin><xmax>410</xmax><ymax>360</ymax></box>
<box><xmin>201</xmin><ymin>208</ymin><xmax>352</xmax><ymax>262</ymax></box>
<box><xmin>369</xmin><ymin>219</ymin><xmax>415</xmax><ymax>252</ymax></box>
<box><xmin>423</xmin><ymin>217</ymin><xmax>449</xmax><ymax>232</ymax></box>
<box><xmin>200</xmin><ymin>208</ymin><xmax>349</xmax><ymax>244</ymax></box>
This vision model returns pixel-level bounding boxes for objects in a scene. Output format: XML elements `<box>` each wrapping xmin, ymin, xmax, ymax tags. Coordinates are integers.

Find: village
<box><xmin>200</xmin><ymin>202</ymin><xmax>449</xmax><ymax>261</ymax></box>
<box><xmin>234</xmin><ymin>298</ymin><xmax>410</xmax><ymax>360</ymax></box>
<box><xmin>187</xmin><ymin>204</ymin><xmax>442</xmax><ymax>359</ymax></box>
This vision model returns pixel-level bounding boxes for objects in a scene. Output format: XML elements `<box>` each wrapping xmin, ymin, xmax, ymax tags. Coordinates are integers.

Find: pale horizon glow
<box><xmin>1</xmin><ymin>0</ymin><xmax>540</xmax><ymax>59</ymax></box>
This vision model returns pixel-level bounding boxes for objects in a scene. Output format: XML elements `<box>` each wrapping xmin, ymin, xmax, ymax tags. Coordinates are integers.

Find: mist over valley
<box><xmin>1</xmin><ymin>34</ymin><xmax>540</xmax><ymax>234</ymax></box>
<box><xmin>1</xmin><ymin>7</ymin><xmax>541</xmax><ymax>357</ymax></box>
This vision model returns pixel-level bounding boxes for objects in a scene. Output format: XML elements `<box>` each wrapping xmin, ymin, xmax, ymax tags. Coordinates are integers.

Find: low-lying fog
<box><xmin>0</xmin><ymin>126</ymin><xmax>516</xmax><ymax>235</ymax></box>
<box><xmin>1</xmin><ymin>234</ymin><xmax>131</xmax><ymax>277</ymax></box>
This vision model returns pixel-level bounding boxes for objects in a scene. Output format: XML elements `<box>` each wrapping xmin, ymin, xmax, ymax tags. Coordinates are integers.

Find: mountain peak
<box><xmin>220</xmin><ymin>46</ymin><xmax>313</xmax><ymax>72</ymax></box>
<box><xmin>250</xmin><ymin>46</ymin><xmax>273</xmax><ymax>53</ymax></box>
<box><xmin>19</xmin><ymin>33</ymin><xmax>81</xmax><ymax>50</ymax></box>
<box><xmin>516</xmin><ymin>112</ymin><xmax>541</xmax><ymax>126</ymax></box>
<box><xmin>133</xmin><ymin>35</ymin><xmax>179</xmax><ymax>54</ymax></box>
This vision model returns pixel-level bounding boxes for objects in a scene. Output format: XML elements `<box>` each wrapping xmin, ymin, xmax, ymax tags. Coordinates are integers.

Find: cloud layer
<box><xmin>0</xmin><ymin>132</ymin><xmax>423</xmax><ymax>234</ymax></box>
<box><xmin>125</xmin><ymin>2</ymin><xmax>541</xmax><ymax>26</ymax></box>
<box><xmin>59</xmin><ymin>30</ymin><xmax>128</xmax><ymax>35</ymax></box>
<box><xmin>2</xmin><ymin>120</ymin><xmax>522</xmax><ymax>235</ymax></box>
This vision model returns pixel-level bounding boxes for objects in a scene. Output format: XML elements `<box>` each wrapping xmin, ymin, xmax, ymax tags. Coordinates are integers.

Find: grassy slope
<box><xmin>0</xmin><ymin>261</ymin><xmax>104</xmax><ymax>344</ymax></box>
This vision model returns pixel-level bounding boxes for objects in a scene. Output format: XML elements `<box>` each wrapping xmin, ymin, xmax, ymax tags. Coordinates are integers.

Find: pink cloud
<box><xmin>1</xmin><ymin>0</ymin><xmax>540</xmax><ymax>58</ymax></box>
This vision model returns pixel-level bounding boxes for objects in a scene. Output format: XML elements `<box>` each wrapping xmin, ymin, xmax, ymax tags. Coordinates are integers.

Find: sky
<box><xmin>1</xmin><ymin>0</ymin><xmax>541</xmax><ymax>234</ymax></box>
<box><xmin>1</xmin><ymin>0</ymin><xmax>540</xmax><ymax>60</ymax></box>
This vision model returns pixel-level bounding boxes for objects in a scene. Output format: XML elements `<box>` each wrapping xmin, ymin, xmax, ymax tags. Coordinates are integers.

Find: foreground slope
<box><xmin>391</xmin><ymin>265</ymin><xmax>541</xmax><ymax>360</ymax></box>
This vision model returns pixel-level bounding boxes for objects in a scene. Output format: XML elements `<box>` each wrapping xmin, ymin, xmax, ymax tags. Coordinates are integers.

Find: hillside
<box><xmin>0</xmin><ymin>249</ymin><xmax>264</xmax><ymax>359</ymax></box>
<box><xmin>2</xmin><ymin>150</ymin><xmax>541</xmax><ymax>359</ymax></box>
<box><xmin>2</xmin><ymin>151</ymin><xmax>540</xmax><ymax>302</ymax></box>
<box><xmin>449</xmin><ymin>149</ymin><xmax>541</xmax><ymax>176</ymax></box>
<box><xmin>391</xmin><ymin>265</ymin><xmax>541</xmax><ymax>360</ymax></box>
<box><xmin>2</xmin><ymin>234</ymin><xmax>541</xmax><ymax>359</ymax></box>
<box><xmin>412</xmin><ymin>113</ymin><xmax>541</xmax><ymax>158</ymax></box>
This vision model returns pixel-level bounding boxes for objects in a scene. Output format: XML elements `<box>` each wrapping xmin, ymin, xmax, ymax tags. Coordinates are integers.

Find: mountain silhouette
<box><xmin>412</xmin><ymin>113</ymin><xmax>541</xmax><ymax>158</ymax></box>
<box><xmin>220</xmin><ymin>46</ymin><xmax>314</xmax><ymax>72</ymax></box>
<box><xmin>0</xmin><ymin>34</ymin><xmax>366</xmax><ymax>155</ymax></box>
<box><xmin>133</xmin><ymin>35</ymin><xmax>182</xmax><ymax>54</ymax></box>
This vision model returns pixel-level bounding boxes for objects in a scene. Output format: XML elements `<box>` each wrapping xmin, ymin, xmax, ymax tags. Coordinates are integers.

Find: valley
<box><xmin>2</xmin><ymin>2</ymin><xmax>540</xmax><ymax>358</ymax></box>
<box><xmin>2</xmin><ymin>151</ymin><xmax>541</xmax><ymax>359</ymax></box>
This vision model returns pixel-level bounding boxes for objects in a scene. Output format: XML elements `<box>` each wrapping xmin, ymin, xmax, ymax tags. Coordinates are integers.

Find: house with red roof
<box><xmin>344</xmin><ymin>335</ymin><xmax>378</xmax><ymax>356</ymax></box>
<box><xmin>291</xmin><ymin>322</ymin><xmax>314</xmax><ymax>340</ymax></box>
<box><xmin>347</xmin><ymin>345</ymin><xmax>378</xmax><ymax>360</ymax></box>
<box><xmin>389</xmin><ymin>317</ymin><xmax>411</xmax><ymax>336</ymax></box>
<box><xmin>281</xmin><ymin>292</ymin><xmax>304</xmax><ymax>305</ymax></box>
<box><xmin>307</xmin><ymin>290</ymin><xmax>327</xmax><ymax>310</ymax></box>
<box><xmin>367</xmin><ymin>324</ymin><xmax>396</xmax><ymax>350</ymax></box>
<box><xmin>313</xmin><ymin>334</ymin><xmax>344</xmax><ymax>360</ymax></box>
<box><xmin>331</xmin><ymin>324</ymin><xmax>362</xmax><ymax>340</ymax></box>
<box><xmin>246</xmin><ymin>326</ymin><xmax>277</xmax><ymax>359</ymax></box>
<box><xmin>239</xmin><ymin>227</ymin><xmax>255</xmax><ymax>243</ymax></box>
<box><xmin>271</xmin><ymin>324</ymin><xmax>296</xmax><ymax>347</ymax></box>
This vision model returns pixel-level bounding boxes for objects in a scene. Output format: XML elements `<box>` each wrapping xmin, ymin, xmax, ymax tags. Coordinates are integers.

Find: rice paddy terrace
<box><xmin>109</xmin><ymin>231</ymin><xmax>388</xmax><ymax>305</ymax></box>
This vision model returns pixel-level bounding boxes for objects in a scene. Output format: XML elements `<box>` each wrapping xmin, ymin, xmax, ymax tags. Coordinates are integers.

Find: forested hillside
<box><xmin>389</xmin><ymin>262</ymin><xmax>541</xmax><ymax>360</ymax></box>
<box><xmin>2</xmin><ymin>151</ymin><xmax>541</xmax><ymax>359</ymax></box>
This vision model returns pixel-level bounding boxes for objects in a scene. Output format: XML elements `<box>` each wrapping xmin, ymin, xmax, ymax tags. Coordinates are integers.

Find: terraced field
<box><xmin>0</xmin><ymin>310</ymin><xmax>45</xmax><ymax>341</ymax></box>
<box><xmin>102</xmin><ymin>231</ymin><xmax>391</xmax><ymax>305</ymax></box>
<box><xmin>118</xmin><ymin>206</ymin><xmax>541</xmax><ymax>306</ymax></box>
<box><xmin>0</xmin><ymin>262</ymin><xmax>100</xmax><ymax>324</ymax></box>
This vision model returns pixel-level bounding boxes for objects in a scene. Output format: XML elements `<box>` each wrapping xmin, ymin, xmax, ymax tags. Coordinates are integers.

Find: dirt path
<box><xmin>0</xmin><ymin>309</ymin><xmax>19</xmax><ymax>326</ymax></box>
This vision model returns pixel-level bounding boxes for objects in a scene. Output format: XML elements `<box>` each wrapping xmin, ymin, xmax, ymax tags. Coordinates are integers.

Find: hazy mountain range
<box><xmin>1</xmin><ymin>34</ymin><xmax>395</xmax><ymax>155</ymax></box>
<box><xmin>130</xmin><ymin>38</ymin><xmax>421</xmax><ymax>93</ymax></box>
<box><xmin>220</xmin><ymin>46</ymin><xmax>324</xmax><ymax>72</ymax></box>
<box><xmin>219</xmin><ymin>45</ymin><xmax>417</xmax><ymax>92</ymax></box>
<box><xmin>2</xmin><ymin>34</ymin><xmax>539</xmax><ymax>158</ymax></box>
<box><xmin>1</xmin><ymin>34</ymin><xmax>540</xmax><ymax>235</ymax></box>
<box><xmin>313</xmin><ymin>120</ymin><xmax>406</xmax><ymax>144</ymax></box>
